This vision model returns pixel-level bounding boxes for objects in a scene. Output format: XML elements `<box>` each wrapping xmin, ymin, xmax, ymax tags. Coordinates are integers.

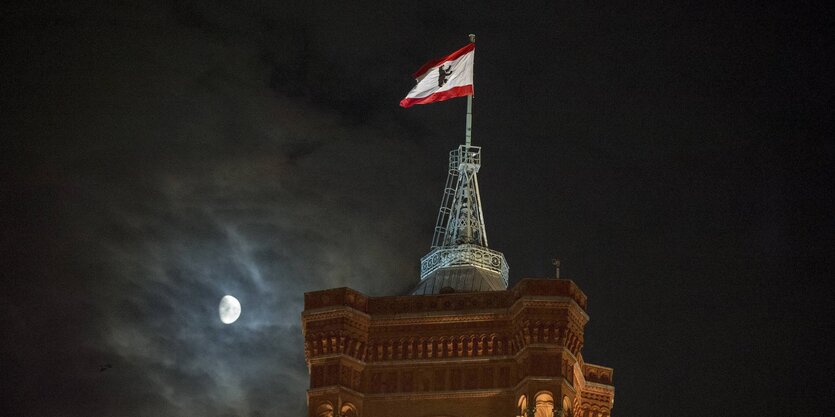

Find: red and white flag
<box><xmin>399</xmin><ymin>43</ymin><xmax>474</xmax><ymax>108</ymax></box>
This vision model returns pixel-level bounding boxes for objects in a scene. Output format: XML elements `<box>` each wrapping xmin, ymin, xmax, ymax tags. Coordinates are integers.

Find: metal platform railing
<box><xmin>420</xmin><ymin>244</ymin><xmax>509</xmax><ymax>288</ymax></box>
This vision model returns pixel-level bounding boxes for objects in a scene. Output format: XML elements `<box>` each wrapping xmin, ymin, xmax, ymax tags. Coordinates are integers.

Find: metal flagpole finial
<box><xmin>468</xmin><ymin>33</ymin><xmax>476</xmax><ymax>43</ymax></box>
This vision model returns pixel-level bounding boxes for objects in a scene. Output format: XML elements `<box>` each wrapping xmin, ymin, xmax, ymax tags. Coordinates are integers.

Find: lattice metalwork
<box><xmin>420</xmin><ymin>244</ymin><xmax>509</xmax><ymax>287</ymax></box>
<box><xmin>430</xmin><ymin>145</ymin><xmax>489</xmax><ymax>248</ymax></box>
<box><xmin>419</xmin><ymin>144</ymin><xmax>509</xmax><ymax>291</ymax></box>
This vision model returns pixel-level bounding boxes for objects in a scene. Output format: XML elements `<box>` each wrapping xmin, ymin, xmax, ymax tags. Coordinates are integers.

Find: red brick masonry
<box><xmin>302</xmin><ymin>278</ymin><xmax>614</xmax><ymax>417</ymax></box>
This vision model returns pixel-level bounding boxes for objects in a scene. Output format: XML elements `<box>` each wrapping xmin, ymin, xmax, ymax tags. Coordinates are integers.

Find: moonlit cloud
<box><xmin>2</xmin><ymin>2</ymin><xmax>428</xmax><ymax>416</ymax></box>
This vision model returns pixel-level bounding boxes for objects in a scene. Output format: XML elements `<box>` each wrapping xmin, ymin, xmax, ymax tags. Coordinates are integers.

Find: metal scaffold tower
<box><xmin>431</xmin><ymin>145</ymin><xmax>489</xmax><ymax>249</ymax></box>
<box><xmin>414</xmin><ymin>143</ymin><xmax>509</xmax><ymax>295</ymax></box>
<box><xmin>413</xmin><ymin>113</ymin><xmax>508</xmax><ymax>292</ymax></box>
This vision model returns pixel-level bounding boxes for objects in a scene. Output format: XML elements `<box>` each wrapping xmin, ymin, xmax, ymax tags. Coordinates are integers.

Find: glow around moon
<box><xmin>219</xmin><ymin>295</ymin><xmax>241</xmax><ymax>324</ymax></box>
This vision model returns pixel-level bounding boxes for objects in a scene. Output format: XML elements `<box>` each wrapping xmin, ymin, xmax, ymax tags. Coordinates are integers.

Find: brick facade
<box><xmin>301</xmin><ymin>278</ymin><xmax>615</xmax><ymax>417</ymax></box>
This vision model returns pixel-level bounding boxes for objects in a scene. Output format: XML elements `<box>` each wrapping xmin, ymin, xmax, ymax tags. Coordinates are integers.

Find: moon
<box><xmin>219</xmin><ymin>295</ymin><xmax>241</xmax><ymax>324</ymax></box>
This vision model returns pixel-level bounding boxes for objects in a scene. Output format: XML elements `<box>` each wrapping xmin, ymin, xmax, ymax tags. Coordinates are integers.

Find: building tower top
<box><xmin>411</xmin><ymin>143</ymin><xmax>509</xmax><ymax>295</ymax></box>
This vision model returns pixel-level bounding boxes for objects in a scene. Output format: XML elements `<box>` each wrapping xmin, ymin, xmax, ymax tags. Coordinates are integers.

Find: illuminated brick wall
<box><xmin>301</xmin><ymin>278</ymin><xmax>614</xmax><ymax>417</ymax></box>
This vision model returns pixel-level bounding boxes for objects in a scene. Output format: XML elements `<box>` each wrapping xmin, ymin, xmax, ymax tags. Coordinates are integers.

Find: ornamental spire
<box><xmin>412</xmin><ymin>143</ymin><xmax>509</xmax><ymax>295</ymax></box>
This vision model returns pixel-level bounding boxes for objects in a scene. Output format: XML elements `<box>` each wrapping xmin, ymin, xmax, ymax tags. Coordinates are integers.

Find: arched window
<box><xmin>561</xmin><ymin>396</ymin><xmax>572</xmax><ymax>417</ymax></box>
<box><xmin>340</xmin><ymin>403</ymin><xmax>358</xmax><ymax>417</ymax></box>
<box><xmin>315</xmin><ymin>402</ymin><xmax>333</xmax><ymax>417</ymax></box>
<box><xmin>517</xmin><ymin>394</ymin><xmax>528</xmax><ymax>417</ymax></box>
<box><xmin>534</xmin><ymin>391</ymin><xmax>554</xmax><ymax>417</ymax></box>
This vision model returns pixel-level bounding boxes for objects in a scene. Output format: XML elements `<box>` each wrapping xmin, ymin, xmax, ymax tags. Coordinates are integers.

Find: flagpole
<box><xmin>465</xmin><ymin>95</ymin><xmax>473</xmax><ymax>147</ymax></box>
<box><xmin>465</xmin><ymin>34</ymin><xmax>475</xmax><ymax>147</ymax></box>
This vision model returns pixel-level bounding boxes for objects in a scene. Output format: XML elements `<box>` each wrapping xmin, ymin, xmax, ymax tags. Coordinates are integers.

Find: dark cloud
<box><xmin>2</xmin><ymin>1</ymin><xmax>429</xmax><ymax>416</ymax></box>
<box><xmin>2</xmin><ymin>1</ymin><xmax>833</xmax><ymax>416</ymax></box>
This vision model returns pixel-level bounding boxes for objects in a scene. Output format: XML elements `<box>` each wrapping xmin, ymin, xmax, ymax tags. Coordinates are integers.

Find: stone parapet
<box><xmin>303</xmin><ymin>278</ymin><xmax>588</xmax><ymax>315</ymax></box>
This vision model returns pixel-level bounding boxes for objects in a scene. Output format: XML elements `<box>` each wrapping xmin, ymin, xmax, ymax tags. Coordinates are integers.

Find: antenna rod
<box><xmin>465</xmin><ymin>34</ymin><xmax>475</xmax><ymax>147</ymax></box>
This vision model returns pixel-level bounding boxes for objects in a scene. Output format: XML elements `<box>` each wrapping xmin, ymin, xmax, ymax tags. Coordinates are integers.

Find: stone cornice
<box><xmin>302</xmin><ymin>305</ymin><xmax>370</xmax><ymax>321</ymax></box>
<box><xmin>517</xmin><ymin>345</ymin><xmax>579</xmax><ymax>365</ymax></box>
<box><xmin>303</xmin><ymin>279</ymin><xmax>589</xmax><ymax>317</ymax></box>
<box><xmin>307</xmin><ymin>385</ymin><xmax>365</xmax><ymax>398</ymax></box>
<box><xmin>513</xmin><ymin>376</ymin><xmax>577</xmax><ymax>395</ymax></box>
<box><xmin>509</xmin><ymin>297</ymin><xmax>589</xmax><ymax>325</ymax></box>
<box><xmin>361</xmin><ymin>355</ymin><xmax>512</xmax><ymax>367</ymax></box>
<box><xmin>306</xmin><ymin>297</ymin><xmax>589</xmax><ymax>329</ymax></box>
<box><xmin>306</xmin><ymin>343</ymin><xmax>579</xmax><ymax>366</ymax></box>
<box><xmin>582</xmin><ymin>381</ymin><xmax>615</xmax><ymax>393</ymax></box>
<box><xmin>308</xmin><ymin>353</ymin><xmax>367</xmax><ymax>368</ymax></box>
<box><xmin>307</xmin><ymin>385</ymin><xmax>516</xmax><ymax>401</ymax></box>
<box><xmin>583</xmin><ymin>363</ymin><xmax>613</xmax><ymax>372</ymax></box>
<box><xmin>366</xmin><ymin>388</ymin><xmax>513</xmax><ymax>400</ymax></box>
<box><xmin>368</xmin><ymin>310</ymin><xmax>506</xmax><ymax>326</ymax></box>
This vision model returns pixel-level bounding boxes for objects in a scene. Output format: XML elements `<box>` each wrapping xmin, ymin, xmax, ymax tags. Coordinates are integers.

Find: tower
<box><xmin>301</xmin><ymin>142</ymin><xmax>615</xmax><ymax>417</ymax></box>
<box><xmin>414</xmin><ymin>144</ymin><xmax>508</xmax><ymax>295</ymax></box>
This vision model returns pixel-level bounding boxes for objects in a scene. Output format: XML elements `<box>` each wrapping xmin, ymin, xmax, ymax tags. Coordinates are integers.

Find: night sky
<box><xmin>2</xmin><ymin>1</ymin><xmax>833</xmax><ymax>416</ymax></box>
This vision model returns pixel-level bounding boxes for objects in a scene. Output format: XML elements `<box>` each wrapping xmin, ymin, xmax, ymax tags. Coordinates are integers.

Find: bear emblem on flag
<box><xmin>438</xmin><ymin>65</ymin><xmax>452</xmax><ymax>87</ymax></box>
